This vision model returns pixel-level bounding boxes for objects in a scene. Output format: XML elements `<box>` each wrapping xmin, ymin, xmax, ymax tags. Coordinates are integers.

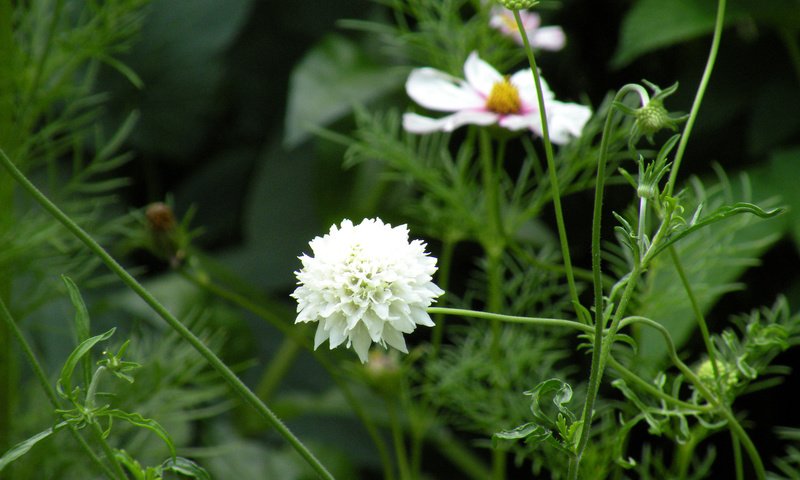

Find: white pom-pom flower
<box><xmin>292</xmin><ymin>218</ymin><xmax>444</xmax><ymax>363</ymax></box>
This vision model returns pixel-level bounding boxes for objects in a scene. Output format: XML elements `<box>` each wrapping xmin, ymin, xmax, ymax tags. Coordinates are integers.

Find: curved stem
<box><xmin>513</xmin><ymin>9</ymin><xmax>581</xmax><ymax>320</ymax></box>
<box><xmin>426</xmin><ymin>307</ymin><xmax>593</xmax><ymax>334</ymax></box>
<box><xmin>0</xmin><ymin>148</ymin><xmax>335</xmax><ymax>480</ymax></box>
<box><xmin>665</xmin><ymin>0</ymin><xmax>727</xmax><ymax>196</ymax></box>
<box><xmin>668</xmin><ymin>247</ymin><xmax>719</xmax><ymax>379</ymax></box>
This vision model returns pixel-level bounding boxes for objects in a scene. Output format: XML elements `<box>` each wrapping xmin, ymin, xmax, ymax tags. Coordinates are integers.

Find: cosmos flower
<box><xmin>292</xmin><ymin>218</ymin><xmax>444</xmax><ymax>363</ymax></box>
<box><xmin>402</xmin><ymin>52</ymin><xmax>590</xmax><ymax>144</ymax></box>
<box><xmin>489</xmin><ymin>7</ymin><xmax>566</xmax><ymax>50</ymax></box>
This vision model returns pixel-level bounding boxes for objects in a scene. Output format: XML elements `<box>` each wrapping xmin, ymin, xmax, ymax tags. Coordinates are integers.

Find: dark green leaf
<box><xmin>62</xmin><ymin>276</ymin><xmax>92</xmax><ymax>396</ymax></box>
<box><xmin>284</xmin><ymin>34</ymin><xmax>406</xmax><ymax>148</ymax></box>
<box><xmin>105</xmin><ymin>409</ymin><xmax>176</xmax><ymax>459</ymax></box>
<box><xmin>0</xmin><ymin>423</ymin><xmax>67</xmax><ymax>471</ymax></box>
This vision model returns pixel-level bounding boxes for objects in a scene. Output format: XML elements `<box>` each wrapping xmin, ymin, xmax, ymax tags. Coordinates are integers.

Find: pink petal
<box><xmin>403</xmin><ymin>111</ymin><xmax>498</xmax><ymax>133</ymax></box>
<box><xmin>464</xmin><ymin>51</ymin><xmax>503</xmax><ymax>98</ymax></box>
<box><xmin>406</xmin><ymin>67</ymin><xmax>485</xmax><ymax>112</ymax></box>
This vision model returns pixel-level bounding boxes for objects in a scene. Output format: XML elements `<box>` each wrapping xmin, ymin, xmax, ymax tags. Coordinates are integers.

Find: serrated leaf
<box><xmin>57</xmin><ymin>328</ymin><xmax>116</xmax><ymax>400</ymax></box>
<box><xmin>284</xmin><ymin>34</ymin><xmax>406</xmax><ymax>148</ymax></box>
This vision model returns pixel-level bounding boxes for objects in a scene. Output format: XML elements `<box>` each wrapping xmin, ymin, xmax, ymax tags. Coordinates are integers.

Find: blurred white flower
<box><xmin>292</xmin><ymin>218</ymin><xmax>444</xmax><ymax>363</ymax></box>
<box><xmin>489</xmin><ymin>8</ymin><xmax>566</xmax><ymax>50</ymax></box>
<box><xmin>403</xmin><ymin>52</ymin><xmax>590</xmax><ymax>144</ymax></box>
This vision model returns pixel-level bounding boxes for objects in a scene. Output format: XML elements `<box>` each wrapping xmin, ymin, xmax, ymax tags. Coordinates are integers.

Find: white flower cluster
<box><xmin>292</xmin><ymin>218</ymin><xmax>444</xmax><ymax>363</ymax></box>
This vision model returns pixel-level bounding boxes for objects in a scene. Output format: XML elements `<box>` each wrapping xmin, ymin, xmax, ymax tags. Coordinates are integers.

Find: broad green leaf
<box><xmin>634</xmin><ymin>173</ymin><xmax>784</xmax><ymax>371</ymax></box>
<box><xmin>749</xmin><ymin>148</ymin><xmax>800</xmax><ymax>250</ymax></box>
<box><xmin>612</xmin><ymin>0</ymin><xmax>720</xmax><ymax>68</ymax></box>
<box><xmin>0</xmin><ymin>422</ymin><xmax>67</xmax><ymax>471</ymax></box>
<box><xmin>57</xmin><ymin>328</ymin><xmax>116</xmax><ymax>400</ymax></box>
<box><xmin>284</xmin><ymin>34</ymin><xmax>406</xmax><ymax>148</ymax></box>
<box><xmin>612</xmin><ymin>0</ymin><xmax>800</xmax><ymax>68</ymax></box>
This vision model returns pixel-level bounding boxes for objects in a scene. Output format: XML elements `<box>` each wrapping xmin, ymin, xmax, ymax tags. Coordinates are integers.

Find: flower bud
<box><xmin>497</xmin><ymin>0</ymin><xmax>539</xmax><ymax>10</ymax></box>
<box><xmin>696</xmin><ymin>358</ymin><xmax>738</xmax><ymax>391</ymax></box>
<box><xmin>634</xmin><ymin>99</ymin><xmax>676</xmax><ymax>138</ymax></box>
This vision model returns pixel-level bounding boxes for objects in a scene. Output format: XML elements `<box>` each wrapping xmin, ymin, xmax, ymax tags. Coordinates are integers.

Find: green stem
<box><xmin>387</xmin><ymin>400</ymin><xmax>412</xmax><ymax>480</ymax></box>
<box><xmin>0</xmin><ymin>148</ymin><xmax>335</xmax><ymax>480</ymax></box>
<box><xmin>90</xmin><ymin>422</ymin><xmax>127</xmax><ymax>480</ymax></box>
<box><xmin>607</xmin><ymin>357</ymin><xmax>714</xmax><ymax>412</ymax></box>
<box><xmin>620</xmin><ymin>315</ymin><xmax>765</xmax><ymax>479</ymax></box>
<box><xmin>430</xmin><ymin>427</ymin><xmax>491</xmax><ymax>480</ymax></box>
<box><xmin>513</xmin><ymin>9</ymin><xmax>581</xmax><ymax>320</ymax></box>
<box><xmin>0</xmin><ymin>297</ymin><xmax>117</xmax><ymax>479</ymax></box>
<box><xmin>732</xmin><ymin>430</ymin><xmax>744</xmax><ymax>480</ymax></box>
<box><xmin>85</xmin><ymin>366</ymin><xmax>106</xmax><ymax>409</ymax></box>
<box><xmin>665</xmin><ymin>0</ymin><xmax>727</xmax><ymax>196</ymax></box>
<box><xmin>426</xmin><ymin>307</ymin><xmax>593</xmax><ymax>334</ymax></box>
<box><xmin>431</xmin><ymin>238</ymin><xmax>455</xmax><ymax>355</ymax></box>
<box><xmin>255</xmin><ymin>338</ymin><xmax>301</xmax><ymax>402</ymax></box>
<box><xmin>668</xmin><ymin>247</ymin><xmax>719</xmax><ymax>379</ymax></box>
<box><xmin>491</xmin><ymin>448</ymin><xmax>506</xmax><ymax>480</ymax></box>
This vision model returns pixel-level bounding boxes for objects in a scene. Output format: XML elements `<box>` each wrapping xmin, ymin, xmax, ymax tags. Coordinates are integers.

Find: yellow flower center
<box><xmin>485</xmin><ymin>78</ymin><xmax>521</xmax><ymax>115</ymax></box>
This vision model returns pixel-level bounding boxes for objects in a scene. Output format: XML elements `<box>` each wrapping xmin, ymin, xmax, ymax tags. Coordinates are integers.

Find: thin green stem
<box><xmin>666</xmin><ymin>0</ymin><xmax>727</xmax><ymax>196</ymax></box>
<box><xmin>90</xmin><ymin>422</ymin><xmax>127</xmax><ymax>480</ymax></box>
<box><xmin>491</xmin><ymin>448</ymin><xmax>507</xmax><ymax>480</ymax></box>
<box><xmin>85</xmin><ymin>366</ymin><xmax>106</xmax><ymax>408</ymax></box>
<box><xmin>0</xmin><ymin>148</ymin><xmax>335</xmax><ymax>480</ymax></box>
<box><xmin>607</xmin><ymin>357</ymin><xmax>714</xmax><ymax>412</ymax></box>
<box><xmin>0</xmin><ymin>297</ymin><xmax>116</xmax><ymax>479</ymax></box>
<box><xmin>426</xmin><ymin>307</ymin><xmax>593</xmax><ymax>334</ymax></box>
<box><xmin>256</xmin><ymin>338</ymin><xmax>301</xmax><ymax>402</ymax></box>
<box><xmin>513</xmin><ymin>9</ymin><xmax>581</xmax><ymax>319</ymax></box>
<box><xmin>668</xmin><ymin>247</ymin><xmax>719</xmax><ymax>379</ymax></box>
<box><xmin>732</xmin><ymin>430</ymin><xmax>744</xmax><ymax>480</ymax></box>
<box><xmin>429</xmin><ymin>427</ymin><xmax>491</xmax><ymax>480</ymax></box>
<box><xmin>621</xmin><ymin>315</ymin><xmax>765</xmax><ymax>479</ymax></box>
<box><xmin>387</xmin><ymin>400</ymin><xmax>412</xmax><ymax>480</ymax></box>
<box><xmin>431</xmin><ymin>238</ymin><xmax>455</xmax><ymax>355</ymax></box>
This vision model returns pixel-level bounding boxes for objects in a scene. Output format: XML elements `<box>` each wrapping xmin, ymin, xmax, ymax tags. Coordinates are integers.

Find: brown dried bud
<box><xmin>145</xmin><ymin>202</ymin><xmax>176</xmax><ymax>233</ymax></box>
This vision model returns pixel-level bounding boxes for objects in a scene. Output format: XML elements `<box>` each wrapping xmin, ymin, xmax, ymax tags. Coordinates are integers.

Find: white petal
<box><xmin>313</xmin><ymin>324</ymin><xmax>330</xmax><ymax>350</ymax></box>
<box><xmin>350</xmin><ymin>324</ymin><xmax>372</xmax><ymax>363</ymax></box>
<box><xmin>510</xmin><ymin>69</ymin><xmax>554</xmax><ymax>111</ymax></box>
<box><xmin>531</xmin><ymin>26</ymin><xmax>566</xmax><ymax>51</ymax></box>
<box><xmin>411</xmin><ymin>307</ymin><xmax>435</xmax><ymax>327</ymax></box>
<box><xmin>547</xmin><ymin>101</ymin><xmax>592</xmax><ymax>145</ymax></box>
<box><xmin>406</xmin><ymin>67</ymin><xmax>485</xmax><ymax>112</ymax></box>
<box><xmin>463</xmin><ymin>51</ymin><xmax>503</xmax><ymax>98</ymax></box>
<box><xmin>381</xmin><ymin>326</ymin><xmax>408</xmax><ymax>354</ymax></box>
<box><xmin>498</xmin><ymin>112</ymin><xmax>541</xmax><ymax>132</ymax></box>
<box><xmin>403</xmin><ymin>111</ymin><xmax>497</xmax><ymax>134</ymax></box>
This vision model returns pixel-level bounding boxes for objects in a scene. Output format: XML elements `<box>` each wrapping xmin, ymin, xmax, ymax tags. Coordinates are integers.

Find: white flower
<box><xmin>403</xmin><ymin>52</ymin><xmax>591</xmax><ymax>144</ymax></box>
<box><xmin>489</xmin><ymin>8</ymin><xmax>566</xmax><ymax>50</ymax></box>
<box><xmin>292</xmin><ymin>218</ymin><xmax>444</xmax><ymax>363</ymax></box>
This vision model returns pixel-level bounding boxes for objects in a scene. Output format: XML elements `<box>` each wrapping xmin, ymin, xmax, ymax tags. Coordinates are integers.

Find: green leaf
<box><xmin>57</xmin><ymin>328</ymin><xmax>116</xmax><ymax>401</ymax></box>
<box><xmin>749</xmin><ymin>148</ymin><xmax>800</xmax><ymax>251</ymax></box>
<box><xmin>283</xmin><ymin>34</ymin><xmax>406</xmax><ymax>148</ymax></box>
<box><xmin>62</xmin><ymin>276</ymin><xmax>92</xmax><ymax>396</ymax></box>
<box><xmin>0</xmin><ymin>423</ymin><xmax>67</xmax><ymax>471</ymax></box>
<box><xmin>161</xmin><ymin>457</ymin><xmax>211</xmax><ymax>480</ymax></box>
<box><xmin>612</xmin><ymin>0</ymin><xmax>720</xmax><ymax>68</ymax></box>
<box><xmin>105</xmin><ymin>409</ymin><xmax>176</xmax><ymax>459</ymax></box>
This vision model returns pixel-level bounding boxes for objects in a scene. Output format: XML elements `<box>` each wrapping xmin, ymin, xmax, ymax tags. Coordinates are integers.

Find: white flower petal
<box><xmin>464</xmin><ymin>51</ymin><xmax>503</xmax><ymax>98</ymax></box>
<box><xmin>498</xmin><ymin>112</ymin><xmax>541</xmax><ymax>131</ymax></box>
<box><xmin>382</xmin><ymin>326</ymin><xmax>408</xmax><ymax>354</ymax></box>
<box><xmin>547</xmin><ymin>101</ymin><xmax>592</xmax><ymax>145</ymax></box>
<box><xmin>531</xmin><ymin>26</ymin><xmax>566</xmax><ymax>51</ymax></box>
<box><xmin>292</xmin><ymin>218</ymin><xmax>444</xmax><ymax>363</ymax></box>
<box><xmin>406</xmin><ymin>67</ymin><xmax>485</xmax><ymax>112</ymax></box>
<box><xmin>403</xmin><ymin>111</ymin><xmax>497</xmax><ymax>134</ymax></box>
<box><xmin>510</xmin><ymin>68</ymin><xmax>554</xmax><ymax>111</ymax></box>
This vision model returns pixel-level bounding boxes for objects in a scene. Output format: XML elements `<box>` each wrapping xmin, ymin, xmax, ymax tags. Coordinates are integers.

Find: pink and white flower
<box><xmin>403</xmin><ymin>52</ymin><xmax>591</xmax><ymax>144</ymax></box>
<box><xmin>489</xmin><ymin>8</ymin><xmax>566</xmax><ymax>50</ymax></box>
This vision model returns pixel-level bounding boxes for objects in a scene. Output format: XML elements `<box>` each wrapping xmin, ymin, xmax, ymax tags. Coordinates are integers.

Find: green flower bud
<box><xmin>634</xmin><ymin>99</ymin><xmax>675</xmax><ymax>138</ymax></box>
<box><xmin>497</xmin><ymin>0</ymin><xmax>539</xmax><ymax>10</ymax></box>
<box><xmin>696</xmin><ymin>358</ymin><xmax>739</xmax><ymax>391</ymax></box>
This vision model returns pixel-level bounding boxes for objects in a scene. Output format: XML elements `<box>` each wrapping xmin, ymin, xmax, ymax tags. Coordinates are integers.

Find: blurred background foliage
<box><xmin>3</xmin><ymin>0</ymin><xmax>800</xmax><ymax>478</ymax></box>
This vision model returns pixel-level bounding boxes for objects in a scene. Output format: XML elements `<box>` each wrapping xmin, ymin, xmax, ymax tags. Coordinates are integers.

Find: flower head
<box><xmin>403</xmin><ymin>52</ymin><xmax>590</xmax><ymax>144</ymax></box>
<box><xmin>489</xmin><ymin>8</ymin><xmax>565</xmax><ymax>50</ymax></box>
<box><xmin>292</xmin><ymin>218</ymin><xmax>444</xmax><ymax>363</ymax></box>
